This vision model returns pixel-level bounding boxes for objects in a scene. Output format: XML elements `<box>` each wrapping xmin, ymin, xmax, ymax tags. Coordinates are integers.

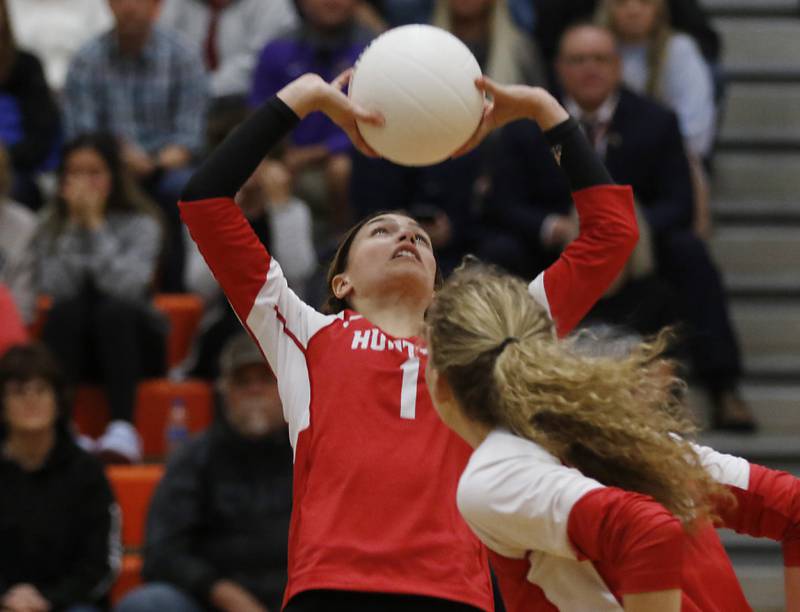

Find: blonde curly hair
<box><xmin>425</xmin><ymin>263</ymin><xmax>733</xmax><ymax>526</ymax></box>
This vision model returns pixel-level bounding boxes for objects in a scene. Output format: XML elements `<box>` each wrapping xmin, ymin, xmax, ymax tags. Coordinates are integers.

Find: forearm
<box><xmin>543</xmin><ymin>117</ymin><xmax>613</xmax><ymax>191</ymax></box>
<box><xmin>144</xmin><ymin>548</ymin><xmax>220</xmax><ymax>605</ymax></box>
<box><xmin>87</xmin><ymin>222</ymin><xmax>159</xmax><ymax>300</ymax></box>
<box><xmin>36</xmin><ymin>233</ymin><xmax>90</xmax><ymax>300</ymax></box>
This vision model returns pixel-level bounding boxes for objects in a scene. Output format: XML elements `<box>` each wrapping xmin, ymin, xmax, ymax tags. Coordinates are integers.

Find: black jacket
<box><xmin>489</xmin><ymin>87</ymin><xmax>693</xmax><ymax>243</ymax></box>
<box><xmin>142</xmin><ymin>418</ymin><xmax>293</xmax><ymax>610</ymax></box>
<box><xmin>0</xmin><ymin>434</ymin><xmax>118</xmax><ymax>611</ymax></box>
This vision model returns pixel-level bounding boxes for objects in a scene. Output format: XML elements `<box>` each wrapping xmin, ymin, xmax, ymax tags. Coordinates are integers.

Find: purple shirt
<box><xmin>249</xmin><ymin>23</ymin><xmax>375</xmax><ymax>154</ymax></box>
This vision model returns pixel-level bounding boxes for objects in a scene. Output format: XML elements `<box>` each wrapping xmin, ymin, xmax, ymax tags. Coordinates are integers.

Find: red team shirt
<box><xmin>181</xmin><ymin>183</ymin><xmax>638</xmax><ymax>610</ymax></box>
<box><xmin>182</xmin><ymin>168</ymin><xmax>800</xmax><ymax>610</ymax></box>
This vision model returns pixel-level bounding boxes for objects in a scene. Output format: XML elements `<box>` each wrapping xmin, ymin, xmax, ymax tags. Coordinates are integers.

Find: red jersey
<box><xmin>180</xmin><ymin>184</ymin><xmax>637</xmax><ymax>610</ymax></box>
<box><xmin>475</xmin><ymin>428</ymin><xmax>800</xmax><ymax>611</ymax></box>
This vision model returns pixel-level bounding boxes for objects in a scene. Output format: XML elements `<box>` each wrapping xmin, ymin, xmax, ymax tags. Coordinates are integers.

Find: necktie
<box><xmin>205</xmin><ymin>1</ymin><xmax>223</xmax><ymax>71</ymax></box>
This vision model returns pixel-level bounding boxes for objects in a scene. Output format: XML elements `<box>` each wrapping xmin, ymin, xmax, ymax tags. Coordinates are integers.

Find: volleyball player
<box><xmin>425</xmin><ymin>264</ymin><xmax>800</xmax><ymax>611</ymax></box>
<box><xmin>179</xmin><ymin>71</ymin><xmax>637</xmax><ymax>611</ymax></box>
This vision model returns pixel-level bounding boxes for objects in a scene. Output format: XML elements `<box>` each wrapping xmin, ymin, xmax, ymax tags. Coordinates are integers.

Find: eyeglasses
<box><xmin>3</xmin><ymin>379</ymin><xmax>53</xmax><ymax>399</ymax></box>
<box><xmin>560</xmin><ymin>53</ymin><xmax>616</xmax><ymax>67</ymax></box>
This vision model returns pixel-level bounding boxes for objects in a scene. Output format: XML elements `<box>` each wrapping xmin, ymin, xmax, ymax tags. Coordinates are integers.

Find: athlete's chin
<box><xmin>379</xmin><ymin>266</ymin><xmax>435</xmax><ymax>296</ymax></box>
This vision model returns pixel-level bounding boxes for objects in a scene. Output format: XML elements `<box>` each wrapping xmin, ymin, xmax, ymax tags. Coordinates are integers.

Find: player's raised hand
<box><xmin>452</xmin><ymin>76</ymin><xmax>570</xmax><ymax>157</ymax></box>
<box><xmin>276</xmin><ymin>72</ymin><xmax>383</xmax><ymax>158</ymax></box>
<box><xmin>323</xmin><ymin>69</ymin><xmax>383</xmax><ymax>158</ymax></box>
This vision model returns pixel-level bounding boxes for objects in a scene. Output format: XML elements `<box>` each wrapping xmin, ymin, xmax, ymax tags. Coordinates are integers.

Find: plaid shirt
<box><xmin>64</xmin><ymin>26</ymin><xmax>208</xmax><ymax>155</ymax></box>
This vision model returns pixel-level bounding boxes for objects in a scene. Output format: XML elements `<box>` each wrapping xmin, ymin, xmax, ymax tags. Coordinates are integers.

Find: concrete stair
<box><xmin>720</xmin><ymin>83</ymin><xmax>800</xmax><ymax>146</ymax></box>
<box><xmin>699</xmin><ymin>2</ymin><xmax>799</xmax><ymax>609</ymax></box>
<box><xmin>716</xmin><ymin>17</ymin><xmax>800</xmax><ymax>79</ymax></box>
<box><xmin>710</xmin><ymin>226</ymin><xmax>800</xmax><ymax>292</ymax></box>
<box><xmin>712</xmin><ymin>151</ymin><xmax>800</xmax><ymax>220</ymax></box>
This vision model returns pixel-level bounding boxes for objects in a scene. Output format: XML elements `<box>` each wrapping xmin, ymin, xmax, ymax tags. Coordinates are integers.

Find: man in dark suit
<box><xmin>484</xmin><ymin>23</ymin><xmax>753</xmax><ymax>430</ymax></box>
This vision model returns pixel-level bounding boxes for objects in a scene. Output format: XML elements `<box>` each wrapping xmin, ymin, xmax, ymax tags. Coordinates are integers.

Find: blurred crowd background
<box><xmin>1</xmin><ymin>0</ymin><xmax>797</xmax><ymax>610</ymax></box>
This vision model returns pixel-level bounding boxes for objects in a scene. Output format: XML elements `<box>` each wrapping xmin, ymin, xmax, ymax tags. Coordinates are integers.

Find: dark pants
<box><xmin>42</xmin><ymin>289</ymin><xmax>166</xmax><ymax>423</ymax></box>
<box><xmin>285</xmin><ymin>590</ymin><xmax>483</xmax><ymax>612</ymax></box>
<box><xmin>656</xmin><ymin>229</ymin><xmax>742</xmax><ymax>390</ymax></box>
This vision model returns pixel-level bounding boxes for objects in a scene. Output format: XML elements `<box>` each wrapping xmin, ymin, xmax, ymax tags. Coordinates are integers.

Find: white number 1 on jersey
<box><xmin>400</xmin><ymin>356</ymin><xmax>420</xmax><ymax>419</ymax></box>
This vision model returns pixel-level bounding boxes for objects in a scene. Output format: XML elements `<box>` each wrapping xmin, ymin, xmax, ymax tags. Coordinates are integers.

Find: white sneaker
<box><xmin>96</xmin><ymin>420</ymin><xmax>142</xmax><ymax>464</ymax></box>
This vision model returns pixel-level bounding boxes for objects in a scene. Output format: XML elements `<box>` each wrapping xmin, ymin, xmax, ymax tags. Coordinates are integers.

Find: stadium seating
<box><xmin>135</xmin><ymin>379</ymin><xmax>214</xmax><ymax>457</ymax></box>
<box><xmin>107</xmin><ymin>465</ymin><xmax>165</xmax><ymax>604</ymax></box>
<box><xmin>111</xmin><ymin>554</ymin><xmax>144</xmax><ymax>605</ymax></box>
<box><xmin>153</xmin><ymin>293</ymin><xmax>203</xmax><ymax>368</ymax></box>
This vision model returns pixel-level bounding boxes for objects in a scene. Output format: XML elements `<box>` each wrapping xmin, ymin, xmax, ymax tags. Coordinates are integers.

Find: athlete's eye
<box><xmin>370</xmin><ymin>227</ymin><xmax>388</xmax><ymax>236</ymax></box>
<box><xmin>414</xmin><ymin>234</ymin><xmax>430</xmax><ymax>247</ymax></box>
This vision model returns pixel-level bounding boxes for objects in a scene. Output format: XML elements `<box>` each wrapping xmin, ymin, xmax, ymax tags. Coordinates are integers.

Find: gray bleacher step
<box><xmin>712</xmin><ymin>152</ymin><xmax>800</xmax><ymax>211</ymax></box>
<box><xmin>730</xmin><ymin>561</ymin><xmax>785</xmax><ymax>612</ymax></box>
<box><xmin>745</xmin><ymin>353</ymin><xmax>800</xmax><ymax>380</ymax></box>
<box><xmin>710</xmin><ymin>226</ymin><xmax>800</xmax><ymax>292</ymax></box>
<box><xmin>697</xmin><ymin>432</ymin><xmax>800</xmax><ymax>464</ymax></box>
<box><xmin>731</xmin><ymin>299</ymin><xmax>800</xmax><ymax>356</ymax></box>
<box><xmin>702</xmin><ymin>0</ymin><xmax>797</xmax><ymax>15</ymax></box>
<box><xmin>688</xmin><ymin>383</ymin><xmax>800</xmax><ymax>434</ymax></box>
<box><xmin>715</xmin><ymin>17</ymin><xmax>800</xmax><ymax>78</ymax></box>
<box><xmin>719</xmin><ymin>83</ymin><xmax>800</xmax><ymax>145</ymax></box>
<box><xmin>720</xmin><ymin>530</ymin><xmax>782</xmax><ymax>553</ymax></box>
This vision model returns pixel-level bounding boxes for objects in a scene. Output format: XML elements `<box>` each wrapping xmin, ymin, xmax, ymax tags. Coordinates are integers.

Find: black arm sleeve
<box><xmin>182</xmin><ymin>97</ymin><xmax>299</xmax><ymax>201</ymax></box>
<box><xmin>543</xmin><ymin>117</ymin><xmax>613</xmax><ymax>191</ymax></box>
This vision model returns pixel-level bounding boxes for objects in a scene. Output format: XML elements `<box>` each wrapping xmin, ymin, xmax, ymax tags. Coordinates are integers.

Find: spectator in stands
<box><xmin>596</xmin><ymin>0</ymin><xmax>718</xmax><ymax>156</ymax></box>
<box><xmin>249</xmin><ymin>0</ymin><xmax>376</xmax><ymax>238</ymax></box>
<box><xmin>0</xmin><ymin>285</ymin><xmax>26</xmax><ymax>357</ymax></box>
<box><xmin>0</xmin><ymin>0</ymin><xmax>60</xmax><ymax>210</ymax></box>
<box><xmin>63</xmin><ymin>0</ymin><xmax>208</xmax><ymax>292</ymax></box>
<box><xmin>158</xmin><ymin>0</ymin><xmax>297</xmax><ymax>102</ymax></box>
<box><xmin>33</xmin><ymin>133</ymin><xmax>167</xmax><ymax>463</ymax></box>
<box><xmin>487</xmin><ymin>24</ymin><xmax>754</xmax><ymax>431</ymax></box>
<box><xmin>7</xmin><ymin>0</ymin><xmax>112</xmax><ymax>94</ymax></box>
<box><xmin>598</xmin><ymin>0</ymin><xmax>716</xmax><ymax>236</ymax></box>
<box><xmin>0</xmin><ymin>343</ymin><xmax>120</xmax><ymax>612</ymax></box>
<box><xmin>182</xmin><ymin>150</ymin><xmax>317</xmax><ymax>380</ymax></box>
<box><xmin>530</xmin><ymin>0</ymin><xmax>719</xmax><ymax>70</ymax></box>
<box><xmin>431</xmin><ymin>0</ymin><xmax>544</xmax><ymax>86</ymax></box>
<box><xmin>0</xmin><ymin>145</ymin><xmax>36</xmax><ymax>323</ymax></box>
<box><xmin>116</xmin><ymin>334</ymin><xmax>293</xmax><ymax>612</ymax></box>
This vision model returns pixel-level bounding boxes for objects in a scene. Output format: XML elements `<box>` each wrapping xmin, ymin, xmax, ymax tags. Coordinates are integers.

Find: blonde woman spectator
<box><xmin>6</xmin><ymin>0</ymin><xmax>112</xmax><ymax>94</ymax></box>
<box><xmin>432</xmin><ymin>0</ymin><xmax>544</xmax><ymax>86</ymax></box>
<box><xmin>598</xmin><ymin>0</ymin><xmax>715</xmax><ymax>158</ymax></box>
<box><xmin>598</xmin><ymin>0</ymin><xmax>715</xmax><ymax>236</ymax></box>
<box><xmin>0</xmin><ymin>145</ymin><xmax>36</xmax><ymax>323</ymax></box>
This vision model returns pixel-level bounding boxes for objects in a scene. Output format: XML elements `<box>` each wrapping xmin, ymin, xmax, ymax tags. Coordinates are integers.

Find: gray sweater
<box><xmin>35</xmin><ymin>212</ymin><xmax>162</xmax><ymax>303</ymax></box>
<box><xmin>0</xmin><ymin>200</ymin><xmax>37</xmax><ymax>322</ymax></box>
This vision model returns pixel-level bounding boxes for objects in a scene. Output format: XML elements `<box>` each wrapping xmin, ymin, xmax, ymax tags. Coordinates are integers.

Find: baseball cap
<box><xmin>218</xmin><ymin>334</ymin><xmax>271</xmax><ymax>378</ymax></box>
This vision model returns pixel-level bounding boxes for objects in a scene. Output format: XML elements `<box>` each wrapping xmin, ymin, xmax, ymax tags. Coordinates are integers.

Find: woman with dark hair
<box><xmin>0</xmin><ymin>343</ymin><xmax>119</xmax><ymax>612</ymax></box>
<box><xmin>0</xmin><ymin>0</ymin><xmax>60</xmax><ymax>209</ymax></box>
<box><xmin>181</xmin><ymin>69</ymin><xmax>637</xmax><ymax>611</ymax></box>
<box><xmin>34</xmin><ymin>133</ymin><xmax>166</xmax><ymax>464</ymax></box>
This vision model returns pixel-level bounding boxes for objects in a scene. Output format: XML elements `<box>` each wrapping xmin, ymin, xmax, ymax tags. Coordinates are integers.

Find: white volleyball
<box><xmin>349</xmin><ymin>24</ymin><xmax>484</xmax><ymax>167</ymax></box>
